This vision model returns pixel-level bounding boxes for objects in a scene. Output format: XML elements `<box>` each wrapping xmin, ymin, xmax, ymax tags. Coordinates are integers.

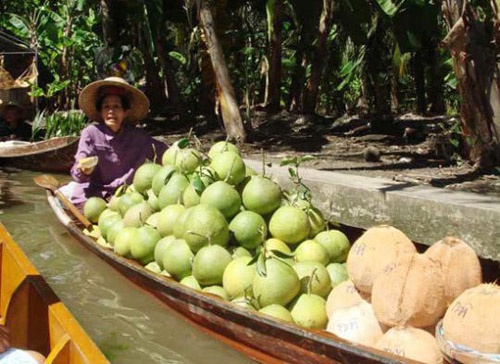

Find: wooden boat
<box><xmin>0</xmin><ymin>222</ymin><xmax>109</xmax><ymax>363</ymax></box>
<box><xmin>0</xmin><ymin>136</ymin><xmax>78</xmax><ymax>172</ymax></box>
<box><xmin>46</xmin><ymin>191</ymin><xmax>421</xmax><ymax>364</ymax></box>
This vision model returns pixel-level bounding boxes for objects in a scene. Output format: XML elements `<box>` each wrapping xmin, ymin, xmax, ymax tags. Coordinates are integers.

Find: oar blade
<box><xmin>34</xmin><ymin>174</ymin><xmax>59</xmax><ymax>191</ymax></box>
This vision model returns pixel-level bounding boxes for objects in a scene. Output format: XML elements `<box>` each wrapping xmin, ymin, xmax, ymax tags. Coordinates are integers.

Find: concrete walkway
<box><xmin>245</xmin><ymin>159</ymin><xmax>500</xmax><ymax>262</ymax></box>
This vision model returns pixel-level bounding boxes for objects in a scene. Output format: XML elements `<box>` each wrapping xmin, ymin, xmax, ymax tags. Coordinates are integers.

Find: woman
<box><xmin>0</xmin><ymin>102</ymin><xmax>32</xmax><ymax>141</ymax></box>
<box><xmin>64</xmin><ymin>77</ymin><xmax>167</xmax><ymax>205</ymax></box>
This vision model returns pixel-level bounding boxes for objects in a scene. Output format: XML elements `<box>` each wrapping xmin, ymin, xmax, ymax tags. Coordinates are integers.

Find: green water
<box><xmin>0</xmin><ymin>168</ymin><xmax>254</xmax><ymax>364</ymax></box>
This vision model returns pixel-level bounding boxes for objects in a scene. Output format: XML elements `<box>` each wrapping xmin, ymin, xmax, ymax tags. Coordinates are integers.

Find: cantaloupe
<box><xmin>346</xmin><ymin>225</ymin><xmax>416</xmax><ymax>294</ymax></box>
<box><xmin>371</xmin><ymin>253</ymin><xmax>446</xmax><ymax>328</ymax></box>
<box><xmin>424</xmin><ymin>236</ymin><xmax>482</xmax><ymax>306</ymax></box>
<box><xmin>375</xmin><ymin>326</ymin><xmax>443</xmax><ymax>364</ymax></box>
<box><xmin>442</xmin><ymin>283</ymin><xmax>500</xmax><ymax>354</ymax></box>
<box><xmin>325</xmin><ymin>280</ymin><xmax>364</xmax><ymax>318</ymax></box>
<box><xmin>326</xmin><ymin>300</ymin><xmax>384</xmax><ymax>346</ymax></box>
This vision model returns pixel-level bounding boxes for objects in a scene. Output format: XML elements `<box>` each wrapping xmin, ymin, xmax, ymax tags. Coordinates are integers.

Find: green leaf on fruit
<box><xmin>256</xmin><ymin>254</ymin><xmax>267</xmax><ymax>277</ymax></box>
<box><xmin>177</xmin><ymin>138</ymin><xmax>190</xmax><ymax>149</ymax></box>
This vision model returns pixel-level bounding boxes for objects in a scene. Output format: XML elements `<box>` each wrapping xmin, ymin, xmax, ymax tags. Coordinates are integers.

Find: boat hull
<box><xmin>0</xmin><ymin>222</ymin><xmax>109</xmax><ymax>363</ymax></box>
<box><xmin>47</xmin><ymin>192</ymin><xmax>417</xmax><ymax>364</ymax></box>
<box><xmin>0</xmin><ymin>136</ymin><xmax>78</xmax><ymax>172</ymax></box>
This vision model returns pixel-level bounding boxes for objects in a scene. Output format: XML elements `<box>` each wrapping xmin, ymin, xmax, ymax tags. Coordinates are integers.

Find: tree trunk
<box><xmin>155</xmin><ymin>35</ymin><xmax>186</xmax><ymax>116</ymax></box>
<box><xmin>100</xmin><ymin>0</ymin><xmax>118</xmax><ymax>46</ymax></box>
<box><xmin>199</xmin><ymin>0</ymin><xmax>246</xmax><ymax>142</ymax></box>
<box><xmin>412</xmin><ymin>50</ymin><xmax>427</xmax><ymax>114</ymax></box>
<box><xmin>266</xmin><ymin>0</ymin><xmax>283</xmax><ymax>113</ymax></box>
<box><xmin>288</xmin><ymin>37</ymin><xmax>308</xmax><ymax>112</ymax></box>
<box><xmin>360</xmin><ymin>15</ymin><xmax>393</xmax><ymax>121</ymax></box>
<box><xmin>303</xmin><ymin>0</ymin><xmax>334</xmax><ymax>115</ymax></box>
<box><xmin>425</xmin><ymin>40</ymin><xmax>445</xmax><ymax>114</ymax></box>
<box><xmin>442</xmin><ymin>0</ymin><xmax>500</xmax><ymax>167</ymax></box>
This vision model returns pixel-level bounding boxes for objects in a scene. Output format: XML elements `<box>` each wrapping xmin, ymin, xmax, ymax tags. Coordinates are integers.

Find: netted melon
<box><xmin>442</xmin><ymin>283</ymin><xmax>500</xmax><ymax>354</ymax></box>
<box><xmin>371</xmin><ymin>253</ymin><xmax>446</xmax><ymax>328</ymax></box>
<box><xmin>375</xmin><ymin>326</ymin><xmax>443</xmax><ymax>364</ymax></box>
<box><xmin>346</xmin><ymin>225</ymin><xmax>416</xmax><ymax>294</ymax></box>
<box><xmin>424</xmin><ymin>236</ymin><xmax>482</xmax><ymax>306</ymax></box>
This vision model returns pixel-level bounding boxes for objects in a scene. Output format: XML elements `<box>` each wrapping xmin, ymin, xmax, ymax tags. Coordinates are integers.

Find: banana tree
<box><xmin>441</xmin><ymin>0</ymin><xmax>500</xmax><ymax>167</ymax></box>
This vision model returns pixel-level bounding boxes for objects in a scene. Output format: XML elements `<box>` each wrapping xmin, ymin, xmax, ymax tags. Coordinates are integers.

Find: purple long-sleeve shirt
<box><xmin>68</xmin><ymin>123</ymin><xmax>167</xmax><ymax>204</ymax></box>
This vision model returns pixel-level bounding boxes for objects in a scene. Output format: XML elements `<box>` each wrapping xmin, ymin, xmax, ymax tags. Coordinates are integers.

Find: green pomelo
<box><xmin>151</xmin><ymin>165</ymin><xmax>178</xmax><ymax>196</ymax></box>
<box><xmin>210</xmin><ymin>151</ymin><xmax>246</xmax><ymax>185</ymax></box>
<box><xmin>130</xmin><ymin>226</ymin><xmax>161</xmax><ymax>265</ymax></box>
<box><xmin>106</xmin><ymin>220</ymin><xmax>125</xmax><ymax>246</ymax></box>
<box><xmin>306</xmin><ymin>206</ymin><xmax>327</xmax><ymax>238</ymax></box>
<box><xmin>174</xmin><ymin>148</ymin><xmax>202</xmax><ymax>173</ymax></box>
<box><xmin>154</xmin><ymin>235</ymin><xmax>176</xmax><ymax>269</ymax></box>
<box><xmin>162</xmin><ymin>239</ymin><xmax>194</xmax><ymax>280</ymax></box>
<box><xmin>200</xmin><ymin>181</ymin><xmax>241</xmax><ymax>219</ymax></box>
<box><xmin>202</xmin><ymin>285</ymin><xmax>229</xmax><ymax>301</ymax></box>
<box><xmin>123</xmin><ymin>202</ymin><xmax>153</xmax><ymax>227</ymax></box>
<box><xmin>182</xmin><ymin>204</ymin><xmax>229</xmax><ymax>252</ymax></box>
<box><xmin>145</xmin><ymin>189</ymin><xmax>160</xmax><ymax>211</ymax></box>
<box><xmin>230</xmin><ymin>246</ymin><xmax>252</xmax><ymax>259</ymax></box>
<box><xmin>145</xmin><ymin>261</ymin><xmax>162</xmax><ymax>274</ymax></box>
<box><xmin>157</xmin><ymin>173</ymin><xmax>189</xmax><ymax>209</ymax></box>
<box><xmin>133</xmin><ymin>163</ymin><xmax>162</xmax><ymax>194</ymax></box>
<box><xmin>173</xmin><ymin>208</ymin><xmax>192</xmax><ymax>239</ymax></box>
<box><xmin>83</xmin><ymin>197</ymin><xmax>107</xmax><ymax>223</ymax></box>
<box><xmin>114</xmin><ymin>227</ymin><xmax>139</xmax><ymax>257</ymax></box>
<box><xmin>180</xmin><ymin>275</ymin><xmax>201</xmax><ymax>291</ymax></box>
<box><xmin>314</xmin><ymin>230</ymin><xmax>350</xmax><ymax>263</ymax></box>
<box><xmin>161</xmin><ymin>140</ymin><xmax>181</xmax><ymax>166</ymax></box>
<box><xmin>145</xmin><ymin>212</ymin><xmax>161</xmax><ymax>229</ymax></box>
<box><xmin>208</xmin><ymin>141</ymin><xmax>240</xmax><ymax>160</ymax></box>
<box><xmin>252</xmin><ymin>258</ymin><xmax>300</xmax><ymax>307</ymax></box>
<box><xmin>231</xmin><ymin>297</ymin><xmax>256</xmax><ymax>311</ymax></box>
<box><xmin>326</xmin><ymin>262</ymin><xmax>349</xmax><ymax>288</ymax></box>
<box><xmin>229</xmin><ymin>211</ymin><xmax>267</xmax><ymax>249</ymax></box>
<box><xmin>118</xmin><ymin>192</ymin><xmax>144</xmax><ymax>216</ymax></box>
<box><xmin>157</xmin><ymin>204</ymin><xmax>186</xmax><ymax>237</ymax></box>
<box><xmin>98</xmin><ymin>214</ymin><xmax>122</xmax><ymax>240</ymax></box>
<box><xmin>222</xmin><ymin>256</ymin><xmax>256</xmax><ymax>299</ymax></box>
<box><xmin>263</xmin><ymin>238</ymin><xmax>292</xmax><ymax>256</ymax></box>
<box><xmin>242</xmin><ymin>176</ymin><xmax>282</xmax><ymax>215</ymax></box>
<box><xmin>245</xmin><ymin>166</ymin><xmax>258</xmax><ymax>177</ymax></box>
<box><xmin>294</xmin><ymin>261</ymin><xmax>332</xmax><ymax>298</ymax></box>
<box><xmin>108</xmin><ymin>195</ymin><xmax>121</xmax><ymax>212</ymax></box>
<box><xmin>269</xmin><ymin>206</ymin><xmax>310</xmax><ymax>244</ymax></box>
<box><xmin>290</xmin><ymin>293</ymin><xmax>328</xmax><ymax>329</ymax></box>
<box><xmin>259</xmin><ymin>304</ymin><xmax>293</xmax><ymax>323</ymax></box>
<box><xmin>295</xmin><ymin>239</ymin><xmax>330</xmax><ymax>265</ymax></box>
<box><xmin>192</xmin><ymin>245</ymin><xmax>232</xmax><ymax>286</ymax></box>
<box><xmin>182</xmin><ymin>183</ymin><xmax>201</xmax><ymax>207</ymax></box>
<box><xmin>98</xmin><ymin>208</ymin><xmax>120</xmax><ymax>225</ymax></box>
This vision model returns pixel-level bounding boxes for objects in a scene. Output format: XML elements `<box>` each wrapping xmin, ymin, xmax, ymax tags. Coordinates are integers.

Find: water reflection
<box><xmin>0</xmin><ymin>168</ymin><xmax>254</xmax><ymax>364</ymax></box>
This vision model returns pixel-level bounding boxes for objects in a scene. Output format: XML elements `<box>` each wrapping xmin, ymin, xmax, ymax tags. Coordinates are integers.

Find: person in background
<box><xmin>0</xmin><ymin>102</ymin><xmax>32</xmax><ymax>141</ymax></box>
<box><xmin>61</xmin><ymin>77</ymin><xmax>167</xmax><ymax>206</ymax></box>
<box><xmin>0</xmin><ymin>325</ymin><xmax>45</xmax><ymax>364</ymax></box>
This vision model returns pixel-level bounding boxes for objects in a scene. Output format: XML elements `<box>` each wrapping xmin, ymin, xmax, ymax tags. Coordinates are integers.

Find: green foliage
<box><xmin>32</xmin><ymin>109</ymin><xmax>88</xmax><ymax>140</ymax></box>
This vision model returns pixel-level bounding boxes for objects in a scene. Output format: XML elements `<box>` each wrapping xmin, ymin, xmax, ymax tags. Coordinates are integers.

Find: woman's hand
<box><xmin>77</xmin><ymin>156</ymin><xmax>98</xmax><ymax>175</ymax></box>
<box><xmin>0</xmin><ymin>325</ymin><xmax>9</xmax><ymax>353</ymax></box>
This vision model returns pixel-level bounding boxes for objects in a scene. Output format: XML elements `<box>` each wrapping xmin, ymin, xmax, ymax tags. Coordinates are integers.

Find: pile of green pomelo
<box><xmin>83</xmin><ymin>139</ymin><xmax>498</xmax><ymax>364</ymax></box>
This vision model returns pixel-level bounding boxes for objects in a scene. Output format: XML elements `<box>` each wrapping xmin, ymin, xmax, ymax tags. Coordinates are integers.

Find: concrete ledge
<box><xmin>245</xmin><ymin>159</ymin><xmax>500</xmax><ymax>261</ymax></box>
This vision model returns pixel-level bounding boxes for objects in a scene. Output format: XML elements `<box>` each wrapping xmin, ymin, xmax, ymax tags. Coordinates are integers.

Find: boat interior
<box><xmin>0</xmin><ymin>223</ymin><xmax>108</xmax><ymax>364</ymax></box>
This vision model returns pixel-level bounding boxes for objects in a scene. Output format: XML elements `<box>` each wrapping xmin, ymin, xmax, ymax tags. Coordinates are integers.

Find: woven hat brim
<box><xmin>78</xmin><ymin>78</ymin><xmax>149</xmax><ymax>124</ymax></box>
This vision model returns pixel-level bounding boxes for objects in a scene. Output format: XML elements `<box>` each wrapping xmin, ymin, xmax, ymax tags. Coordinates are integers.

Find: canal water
<box><xmin>0</xmin><ymin>168</ymin><xmax>254</xmax><ymax>364</ymax></box>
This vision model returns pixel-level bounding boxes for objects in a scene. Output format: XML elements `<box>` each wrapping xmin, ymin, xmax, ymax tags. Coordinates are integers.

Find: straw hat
<box><xmin>78</xmin><ymin>77</ymin><xmax>149</xmax><ymax>124</ymax></box>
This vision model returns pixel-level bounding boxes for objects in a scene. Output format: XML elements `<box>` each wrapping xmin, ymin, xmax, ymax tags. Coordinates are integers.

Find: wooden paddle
<box><xmin>34</xmin><ymin>174</ymin><xmax>93</xmax><ymax>229</ymax></box>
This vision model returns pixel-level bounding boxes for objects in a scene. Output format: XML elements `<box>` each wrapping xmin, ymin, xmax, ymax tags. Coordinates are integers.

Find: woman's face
<box><xmin>100</xmin><ymin>95</ymin><xmax>127</xmax><ymax>133</ymax></box>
